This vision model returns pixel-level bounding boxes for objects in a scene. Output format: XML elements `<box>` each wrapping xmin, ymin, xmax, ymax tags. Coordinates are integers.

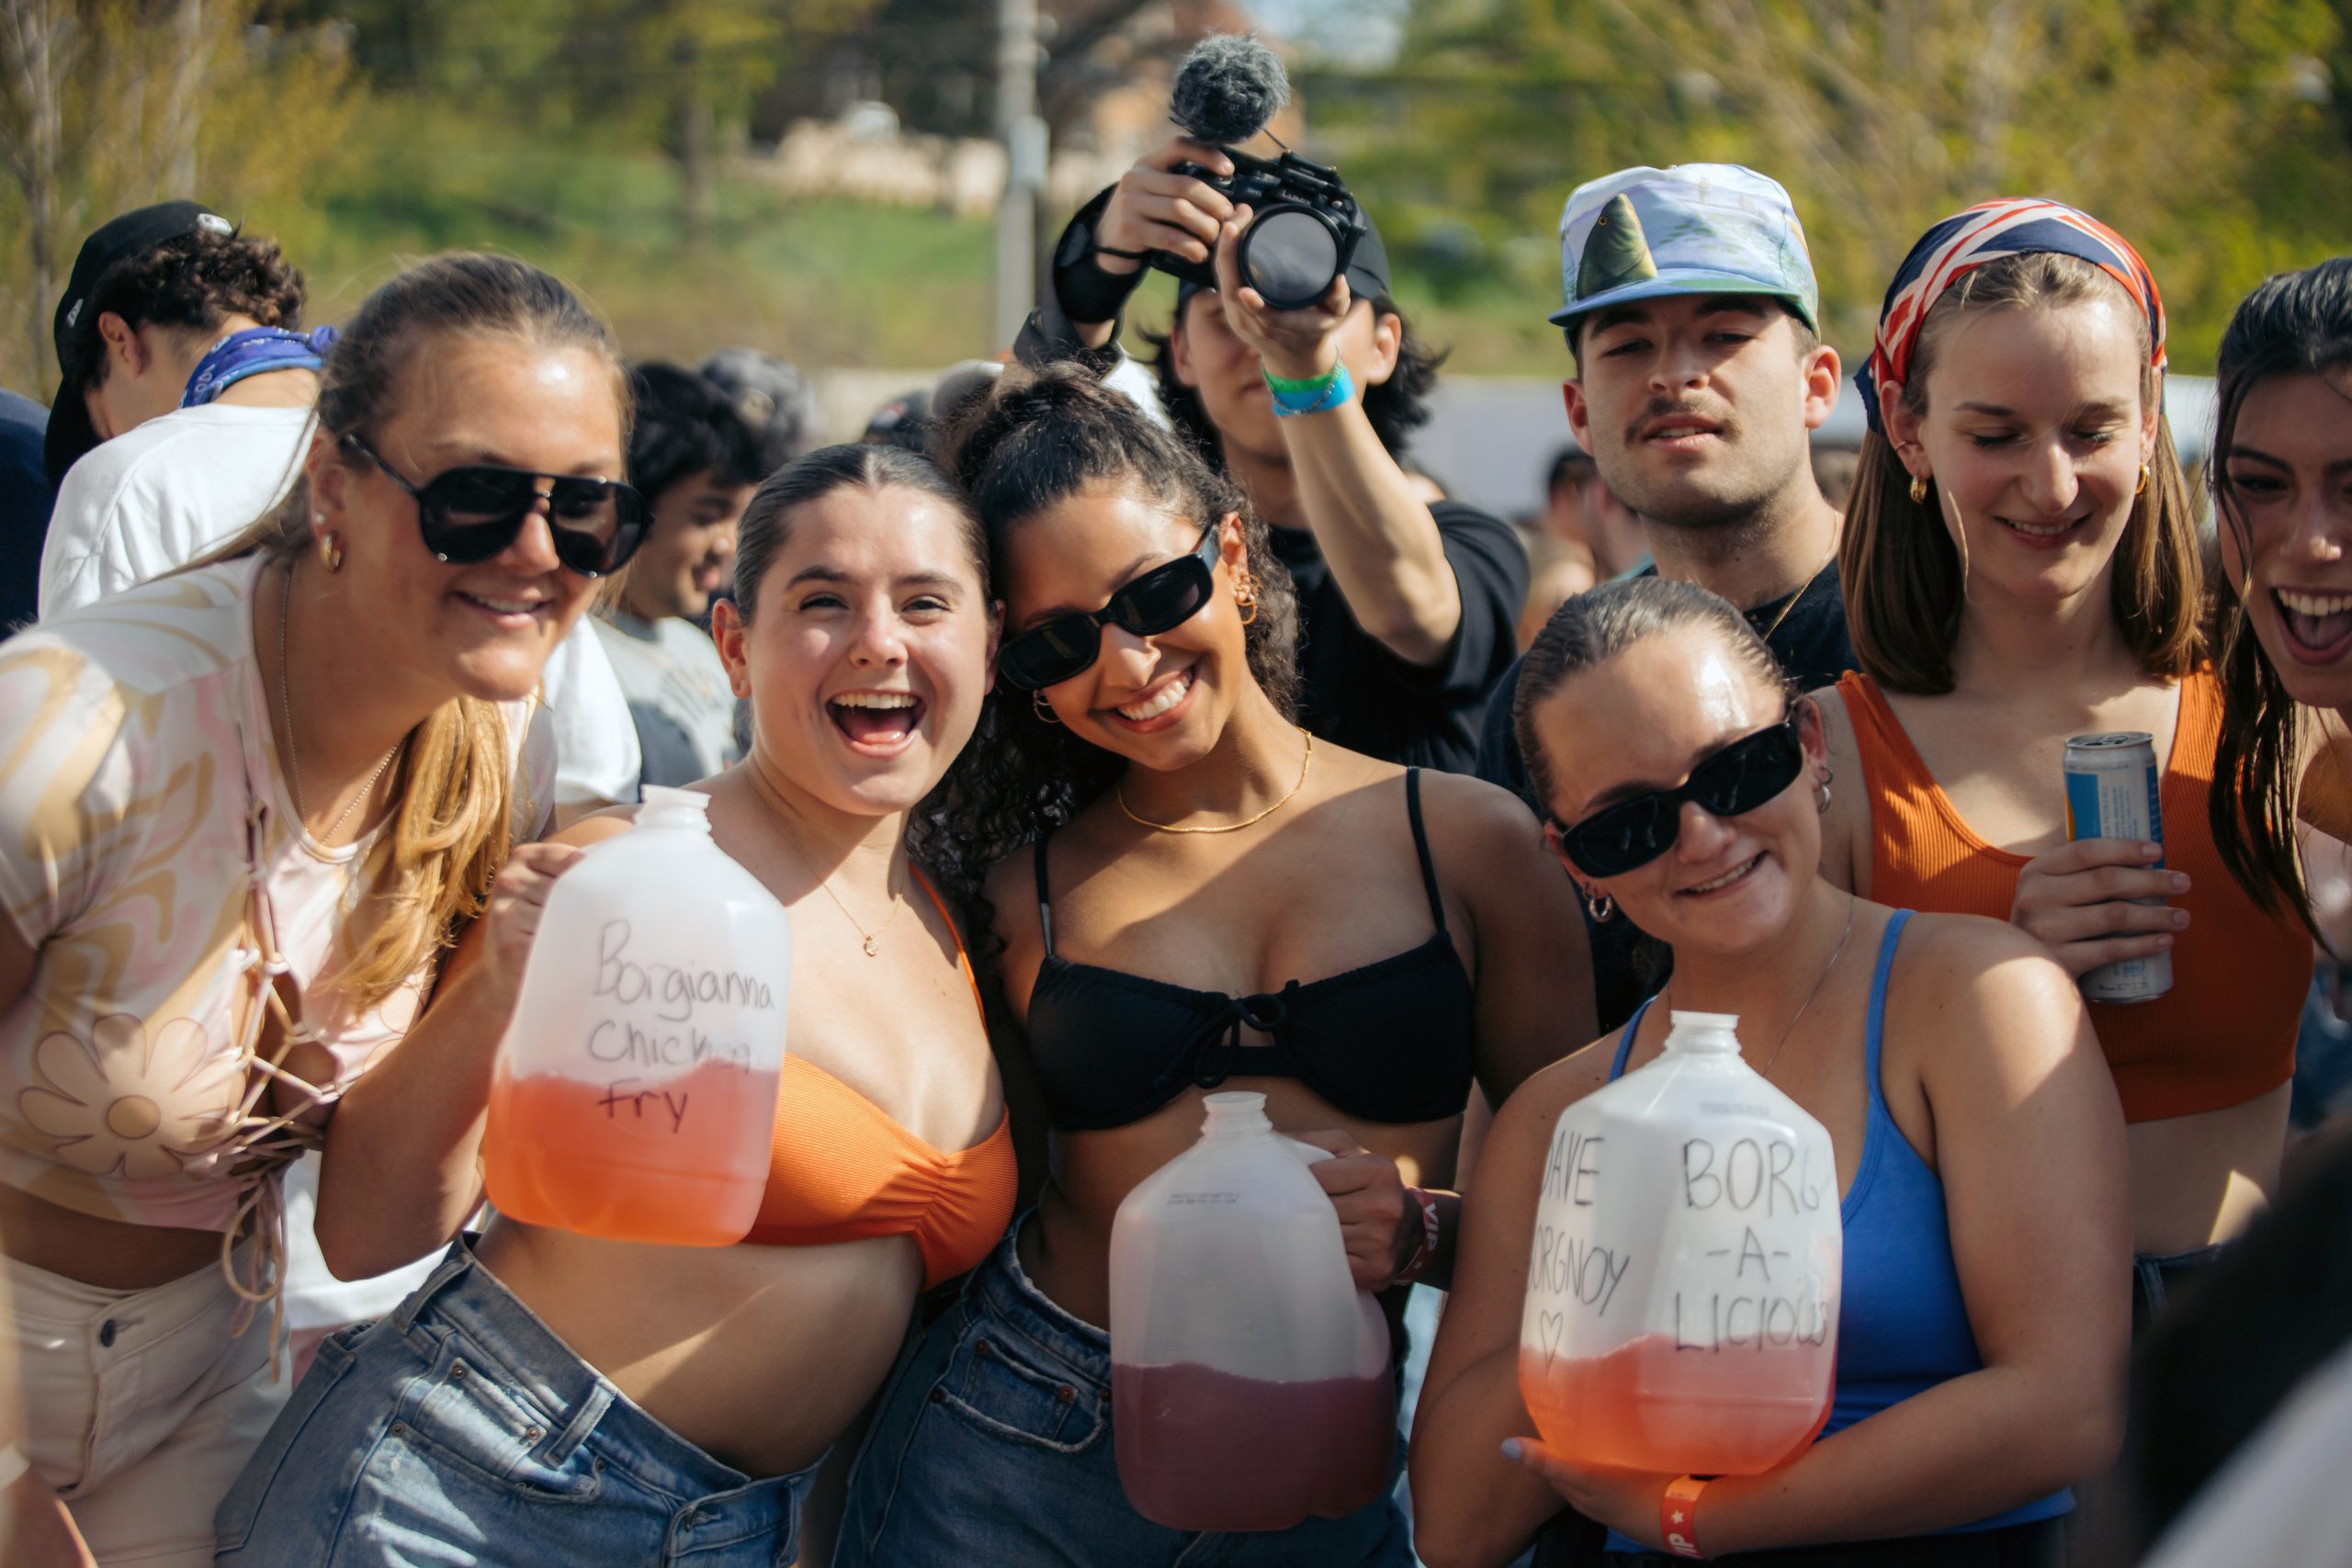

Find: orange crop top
<box><xmin>741</xmin><ymin>874</ymin><xmax>1017</xmax><ymax>1286</ymax></box>
<box><xmin>1838</xmin><ymin>669</ymin><xmax>2306</xmax><ymax>1123</ymax></box>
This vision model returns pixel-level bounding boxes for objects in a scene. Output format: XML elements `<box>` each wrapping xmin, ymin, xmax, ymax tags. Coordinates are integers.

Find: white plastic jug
<box><xmin>1518</xmin><ymin>1010</ymin><xmax>1839</xmax><ymax>1475</ymax></box>
<box><xmin>485</xmin><ymin>786</ymin><xmax>792</xmax><ymax>1246</ymax></box>
<box><xmin>1109</xmin><ymin>1091</ymin><xmax>1394</xmax><ymax>1531</ymax></box>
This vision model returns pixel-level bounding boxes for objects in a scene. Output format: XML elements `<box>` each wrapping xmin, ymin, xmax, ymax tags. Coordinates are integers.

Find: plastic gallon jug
<box><xmin>1109</xmin><ymin>1092</ymin><xmax>1394</xmax><ymax>1531</ymax></box>
<box><xmin>1518</xmin><ymin>1010</ymin><xmax>1839</xmax><ymax>1475</ymax></box>
<box><xmin>485</xmin><ymin>786</ymin><xmax>791</xmax><ymax>1246</ymax></box>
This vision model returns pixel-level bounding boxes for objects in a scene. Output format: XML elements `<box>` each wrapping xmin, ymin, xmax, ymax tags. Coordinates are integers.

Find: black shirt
<box><xmin>1272</xmin><ymin>500</ymin><xmax>1526</xmax><ymax>774</ymax></box>
<box><xmin>1476</xmin><ymin>558</ymin><xmax>1857</xmax><ymax>1031</ymax></box>
<box><xmin>0</xmin><ymin>390</ymin><xmax>55</xmax><ymax>633</ymax></box>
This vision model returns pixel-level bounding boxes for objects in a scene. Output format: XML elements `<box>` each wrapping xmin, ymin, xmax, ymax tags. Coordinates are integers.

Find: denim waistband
<box><xmin>2132</xmin><ymin>1240</ymin><xmax>2231</xmax><ymax>1328</ymax></box>
<box><xmin>964</xmin><ymin>1213</ymin><xmax>1112</xmax><ymax>1396</ymax></box>
<box><xmin>389</xmin><ymin>1240</ymin><xmax>820</xmax><ymax>1514</ymax></box>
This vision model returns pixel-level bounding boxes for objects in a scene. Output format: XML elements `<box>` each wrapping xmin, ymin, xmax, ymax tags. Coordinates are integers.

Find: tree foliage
<box><xmin>0</xmin><ymin>0</ymin><xmax>356</xmax><ymax>392</ymax></box>
<box><xmin>1309</xmin><ymin>0</ymin><xmax>2352</xmax><ymax>367</ymax></box>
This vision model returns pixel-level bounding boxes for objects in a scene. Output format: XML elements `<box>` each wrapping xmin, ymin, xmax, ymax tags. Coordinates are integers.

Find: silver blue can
<box><xmin>2063</xmin><ymin>731</ymin><xmax>2172</xmax><ymax>1003</ymax></box>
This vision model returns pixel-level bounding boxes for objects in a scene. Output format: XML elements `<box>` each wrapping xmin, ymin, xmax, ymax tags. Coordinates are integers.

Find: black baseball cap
<box><xmin>1175</xmin><ymin>207</ymin><xmax>1394</xmax><ymax>317</ymax></box>
<box><xmin>46</xmin><ymin>200</ymin><xmax>232</xmax><ymax>481</ymax></box>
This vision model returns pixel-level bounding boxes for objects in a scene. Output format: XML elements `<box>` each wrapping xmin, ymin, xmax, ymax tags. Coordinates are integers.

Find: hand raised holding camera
<box><xmin>1212</xmin><ymin>204</ymin><xmax>1352</xmax><ymax>382</ymax></box>
<box><xmin>1093</xmin><ymin>137</ymin><xmax>1237</xmax><ymax>276</ymax></box>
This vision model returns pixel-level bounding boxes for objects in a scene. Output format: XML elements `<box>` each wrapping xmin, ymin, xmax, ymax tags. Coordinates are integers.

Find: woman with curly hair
<box><xmin>835</xmin><ymin>365</ymin><xmax>1591</xmax><ymax>1567</ymax></box>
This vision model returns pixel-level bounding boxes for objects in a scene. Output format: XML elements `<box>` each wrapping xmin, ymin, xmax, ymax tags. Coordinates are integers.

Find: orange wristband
<box><xmin>1661</xmin><ymin>1475</ymin><xmax>1709</xmax><ymax>1559</ymax></box>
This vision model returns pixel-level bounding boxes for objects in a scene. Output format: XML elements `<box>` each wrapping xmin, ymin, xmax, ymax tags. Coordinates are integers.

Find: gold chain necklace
<box><xmin>1662</xmin><ymin>891</ymin><xmax>1855</xmax><ymax>1078</ymax></box>
<box><xmin>753</xmin><ymin>766</ymin><xmax>907</xmax><ymax>957</ymax></box>
<box><xmin>277</xmin><ymin>563</ymin><xmax>402</xmax><ymax>846</ymax></box>
<box><xmin>1752</xmin><ymin>551</ymin><xmax>1835</xmax><ymax>645</ymax></box>
<box><xmin>1117</xmin><ymin>727</ymin><xmax>1314</xmax><ymax>835</ymax></box>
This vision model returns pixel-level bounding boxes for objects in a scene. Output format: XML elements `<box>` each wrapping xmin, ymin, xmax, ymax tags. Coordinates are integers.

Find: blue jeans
<box><xmin>213</xmin><ymin>1241</ymin><xmax>817</xmax><ymax>1566</ymax></box>
<box><xmin>835</xmin><ymin>1218</ymin><xmax>1413</xmax><ymax>1568</ymax></box>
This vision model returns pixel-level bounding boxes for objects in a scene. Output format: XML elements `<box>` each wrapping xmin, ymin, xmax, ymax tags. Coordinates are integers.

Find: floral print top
<box><xmin>0</xmin><ymin>558</ymin><xmax>552</xmax><ymax>1231</ymax></box>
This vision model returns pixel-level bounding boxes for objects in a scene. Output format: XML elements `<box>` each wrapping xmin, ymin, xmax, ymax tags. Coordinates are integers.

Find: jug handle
<box><xmin>1283</xmin><ymin>1137</ymin><xmax>1333</xmax><ymax>1168</ymax></box>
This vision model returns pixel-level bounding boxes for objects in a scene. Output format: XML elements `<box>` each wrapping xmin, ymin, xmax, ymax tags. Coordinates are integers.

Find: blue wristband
<box><xmin>1266</xmin><ymin>362</ymin><xmax>1354</xmax><ymax>417</ymax></box>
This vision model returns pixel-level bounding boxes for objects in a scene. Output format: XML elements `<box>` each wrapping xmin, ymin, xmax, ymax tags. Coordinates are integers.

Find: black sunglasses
<box><xmin>1552</xmin><ymin>711</ymin><xmax>1805</xmax><ymax>878</ymax></box>
<box><xmin>344</xmin><ymin>434</ymin><xmax>650</xmax><ymax>579</ymax></box>
<box><xmin>997</xmin><ymin>520</ymin><xmax>1223</xmax><ymax>691</ymax></box>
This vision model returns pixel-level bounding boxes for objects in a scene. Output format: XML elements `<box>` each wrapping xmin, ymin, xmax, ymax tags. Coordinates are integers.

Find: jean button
<box><xmin>96</xmin><ymin>1319</ymin><xmax>119</xmax><ymax>1348</ymax></box>
<box><xmin>450</xmin><ymin>1360</ymin><xmax>467</xmax><ymax>1380</ymax></box>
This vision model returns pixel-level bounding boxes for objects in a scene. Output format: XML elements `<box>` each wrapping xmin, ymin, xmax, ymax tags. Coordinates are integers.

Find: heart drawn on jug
<box><xmin>1537</xmin><ymin>1311</ymin><xmax>1566</xmax><ymax>1369</ymax></box>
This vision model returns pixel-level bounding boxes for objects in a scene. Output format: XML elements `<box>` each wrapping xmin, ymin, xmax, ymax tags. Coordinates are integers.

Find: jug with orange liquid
<box><xmin>1110</xmin><ymin>1092</ymin><xmax>1394</xmax><ymax>1531</ymax></box>
<box><xmin>485</xmin><ymin>786</ymin><xmax>792</xmax><ymax>1246</ymax></box>
<box><xmin>1518</xmin><ymin>1010</ymin><xmax>1839</xmax><ymax>1476</ymax></box>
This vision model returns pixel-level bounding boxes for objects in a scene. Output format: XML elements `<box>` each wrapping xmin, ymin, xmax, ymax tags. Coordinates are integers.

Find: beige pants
<box><xmin>9</xmin><ymin>1249</ymin><xmax>288</xmax><ymax>1567</ymax></box>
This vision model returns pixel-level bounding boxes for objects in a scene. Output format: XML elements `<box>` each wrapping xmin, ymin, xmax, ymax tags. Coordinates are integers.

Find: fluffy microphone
<box><xmin>1169</xmin><ymin>33</ymin><xmax>1290</xmax><ymax>147</ymax></box>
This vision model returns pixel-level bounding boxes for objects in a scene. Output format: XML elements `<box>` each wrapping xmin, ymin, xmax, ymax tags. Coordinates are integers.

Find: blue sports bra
<box><xmin>1603</xmin><ymin>911</ymin><xmax>2071</xmax><ymax>1545</ymax></box>
<box><xmin>1024</xmin><ymin>769</ymin><xmax>1479</xmax><ymax>1133</ymax></box>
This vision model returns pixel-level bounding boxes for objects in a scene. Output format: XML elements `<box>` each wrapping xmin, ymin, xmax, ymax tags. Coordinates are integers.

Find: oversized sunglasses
<box><xmin>1551</xmin><ymin>712</ymin><xmax>1805</xmax><ymax>878</ymax></box>
<box><xmin>344</xmin><ymin>433</ymin><xmax>650</xmax><ymax>578</ymax></box>
<box><xmin>997</xmin><ymin>520</ymin><xmax>1222</xmax><ymax>691</ymax></box>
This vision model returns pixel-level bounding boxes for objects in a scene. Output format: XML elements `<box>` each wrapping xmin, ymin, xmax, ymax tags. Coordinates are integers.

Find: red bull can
<box><xmin>2063</xmin><ymin>731</ymin><xmax>2172</xmax><ymax>1003</ymax></box>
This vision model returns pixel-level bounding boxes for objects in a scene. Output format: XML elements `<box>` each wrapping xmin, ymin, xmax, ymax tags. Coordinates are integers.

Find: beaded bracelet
<box><xmin>1264</xmin><ymin>362</ymin><xmax>1354</xmax><ymax>417</ymax></box>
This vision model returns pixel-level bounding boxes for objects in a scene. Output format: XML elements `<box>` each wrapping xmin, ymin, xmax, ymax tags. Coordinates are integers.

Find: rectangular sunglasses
<box><xmin>997</xmin><ymin>519</ymin><xmax>1222</xmax><ymax>690</ymax></box>
<box><xmin>344</xmin><ymin>433</ymin><xmax>650</xmax><ymax>578</ymax></box>
<box><xmin>1554</xmin><ymin>711</ymin><xmax>1805</xmax><ymax>877</ymax></box>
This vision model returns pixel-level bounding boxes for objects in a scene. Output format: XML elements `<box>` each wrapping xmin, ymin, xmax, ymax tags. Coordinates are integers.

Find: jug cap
<box><xmin>1200</xmin><ymin>1090</ymin><xmax>1272</xmax><ymax>1136</ymax></box>
<box><xmin>1665</xmin><ymin>1010</ymin><xmax>1742</xmax><ymax>1053</ymax></box>
<box><xmin>637</xmin><ymin>785</ymin><xmax>714</xmax><ymax>833</ymax></box>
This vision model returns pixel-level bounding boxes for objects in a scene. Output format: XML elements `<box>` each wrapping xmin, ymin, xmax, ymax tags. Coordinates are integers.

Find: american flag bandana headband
<box><xmin>1857</xmin><ymin>198</ymin><xmax>2166</xmax><ymax>437</ymax></box>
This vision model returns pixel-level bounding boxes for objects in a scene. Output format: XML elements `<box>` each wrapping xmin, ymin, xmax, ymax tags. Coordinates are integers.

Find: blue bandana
<box><xmin>181</xmin><ymin>325</ymin><xmax>338</xmax><ymax>408</ymax></box>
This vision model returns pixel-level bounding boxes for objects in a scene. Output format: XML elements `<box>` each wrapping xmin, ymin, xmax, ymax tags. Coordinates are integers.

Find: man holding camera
<box><xmin>1030</xmin><ymin>134</ymin><xmax>1527</xmax><ymax>774</ymax></box>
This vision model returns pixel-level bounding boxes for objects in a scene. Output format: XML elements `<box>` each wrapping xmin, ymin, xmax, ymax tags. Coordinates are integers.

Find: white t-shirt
<box><xmin>33</xmin><ymin>402</ymin><xmax>641</xmax><ymax>816</ymax></box>
<box><xmin>594</xmin><ymin>610</ymin><xmax>741</xmax><ymax>789</ymax></box>
<box><xmin>39</xmin><ymin>403</ymin><xmax>313</xmax><ymax>618</ymax></box>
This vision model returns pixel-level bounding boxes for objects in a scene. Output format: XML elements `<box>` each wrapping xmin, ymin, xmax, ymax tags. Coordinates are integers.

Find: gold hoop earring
<box><xmin>1031</xmin><ymin>689</ymin><xmax>1062</xmax><ymax>726</ymax></box>
<box><xmin>2136</xmin><ymin>463</ymin><xmax>2150</xmax><ymax>497</ymax></box>
<box><xmin>1908</xmin><ymin>474</ymin><xmax>1928</xmax><ymax>506</ymax></box>
<box><xmin>1235</xmin><ymin>576</ymin><xmax>1260</xmax><ymax>626</ymax></box>
<box><xmin>320</xmin><ymin>532</ymin><xmax>345</xmax><ymax>573</ymax></box>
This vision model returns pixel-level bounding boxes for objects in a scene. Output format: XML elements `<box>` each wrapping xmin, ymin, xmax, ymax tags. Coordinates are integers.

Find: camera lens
<box><xmin>1240</xmin><ymin>206</ymin><xmax>1341</xmax><ymax>310</ymax></box>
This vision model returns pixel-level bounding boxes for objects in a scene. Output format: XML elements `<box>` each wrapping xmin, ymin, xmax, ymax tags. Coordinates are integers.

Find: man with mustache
<box><xmin>1478</xmin><ymin>164</ymin><xmax>1856</xmax><ymax>1028</ymax></box>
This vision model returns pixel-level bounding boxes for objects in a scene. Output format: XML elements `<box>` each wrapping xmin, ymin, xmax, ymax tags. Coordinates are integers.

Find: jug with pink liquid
<box><xmin>1518</xmin><ymin>1010</ymin><xmax>1840</xmax><ymax>1476</ymax></box>
<box><xmin>484</xmin><ymin>786</ymin><xmax>792</xmax><ymax>1246</ymax></box>
<box><xmin>1109</xmin><ymin>1092</ymin><xmax>1394</xmax><ymax>1531</ymax></box>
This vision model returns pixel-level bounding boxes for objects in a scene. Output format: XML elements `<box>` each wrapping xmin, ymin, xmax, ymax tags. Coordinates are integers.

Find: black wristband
<box><xmin>1051</xmin><ymin>187</ymin><xmax>1148</xmax><ymax>327</ymax></box>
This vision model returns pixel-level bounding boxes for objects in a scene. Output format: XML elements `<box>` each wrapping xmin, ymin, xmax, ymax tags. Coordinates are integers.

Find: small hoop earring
<box><xmin>1908</xmin><ymin>474</ymin><xmax>1928</xmax><ymax>506</ymax></box>
<box><xmin>1585</xmin><ymin>892</ymin><xmax>1614</xmax><ymax>923</ymax></box>
<box><xmin>320</xmin><ymin>532</ymin><xmax>345</xmax><ymax>573</ymax></box>
<box><xmin>1815</xmin><ymin>780</ymin><xmax>1833</xmax><ymax>815</ymax></box>
<box><xmin>1031</xmin><ymin>689</ymin><xmax>1062</xmax><ymax>726</ymax></box>
<box><xmin>1235</xmin><ymin>577</ymin><xmax>1260</xmax><ymax>626</ymax></box>
<box><xmin>2135</xmin><ymin>463</ymin><xmax>2150</xmax><ymax>497</ymax></box>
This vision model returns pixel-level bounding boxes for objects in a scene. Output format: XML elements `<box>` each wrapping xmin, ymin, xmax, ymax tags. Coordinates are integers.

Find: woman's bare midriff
<box><xmin>0</xmin><ymin>1185</ymin><xmax>226</xmax><ymax>1289</ymax></box>
<box><xmin>2126</xmin><ymin>1084</ymin><xmax>2290</xmax><ymax>1256</ymax></box>
<box><xmin>472</xmin><ymin>1215</ymin><xmax>926</xmax><ymax>1479</ymax></box>
<box><xmin>1021</xmin><ymin>1077</ymin><xmax>1462</xmax><ymax>1329</ymax></box>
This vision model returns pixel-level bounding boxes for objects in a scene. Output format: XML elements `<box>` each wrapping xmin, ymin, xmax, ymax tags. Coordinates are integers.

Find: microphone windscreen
<box><xmin>1169</xmin><ymin>34</ymin><xmax>1290</xmax><ymax>147</ymax></box>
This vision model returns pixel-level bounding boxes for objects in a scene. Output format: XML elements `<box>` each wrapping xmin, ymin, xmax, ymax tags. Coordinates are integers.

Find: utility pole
<box><xmin>992</xmin><ymin>0</ymin><xmax>1046</xmax><ymax>349</ymax></box>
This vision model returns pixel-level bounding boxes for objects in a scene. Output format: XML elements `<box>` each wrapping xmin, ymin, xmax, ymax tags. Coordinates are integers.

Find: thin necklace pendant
<box><xmin>1118</xmin><ymin>726</ymin><xmax>1315</xmax><ymax>835</ymax></box>
<box><xmin>863</xmin><ymin>935</ymin><xmax>879</xmax><ymax>958</ymax></box>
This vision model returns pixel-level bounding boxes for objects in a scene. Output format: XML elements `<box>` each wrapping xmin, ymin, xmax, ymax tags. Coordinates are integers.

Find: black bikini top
<box><xmin>1024</xmin><ymin>768</ymin><xmax>1480</xmax><ymax>1132</ymax></box>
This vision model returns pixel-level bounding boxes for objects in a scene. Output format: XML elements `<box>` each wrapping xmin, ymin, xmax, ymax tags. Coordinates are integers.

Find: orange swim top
<box><xmin>741</xmin><ymin>873</ymin><xmax>1017</xmax><ymax>1286</ymax></box>
<box><xmin>1838</xmin><ymin>669</ymin><xmax>2305</xmax><ymax>1123</ymax></box>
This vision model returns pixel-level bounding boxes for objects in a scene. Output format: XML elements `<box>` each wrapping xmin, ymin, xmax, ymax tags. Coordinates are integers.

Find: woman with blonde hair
<box><xmin>0</xmin><ymin>252</ymin><xmax>642</xmax><ymax>1562</ymax></box>
<box><xmin>1810</xmin><ymin>202</ymin><xmax>2308</xmax><ymax>1325</ymax></box>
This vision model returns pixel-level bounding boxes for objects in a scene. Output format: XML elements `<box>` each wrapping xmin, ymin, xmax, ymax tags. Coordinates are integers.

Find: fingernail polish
<box><xmin>1500</xmin><ymin>1438</ymin><xmax>1524</xmax><ymax>1462</ymax></box>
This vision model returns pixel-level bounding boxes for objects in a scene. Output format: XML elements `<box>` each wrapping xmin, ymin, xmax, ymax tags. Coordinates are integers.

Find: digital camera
<box><xmin>1151</xmin><ymin>148</ymin><xmax>1369</xmax><ymax>311</ymax></box>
